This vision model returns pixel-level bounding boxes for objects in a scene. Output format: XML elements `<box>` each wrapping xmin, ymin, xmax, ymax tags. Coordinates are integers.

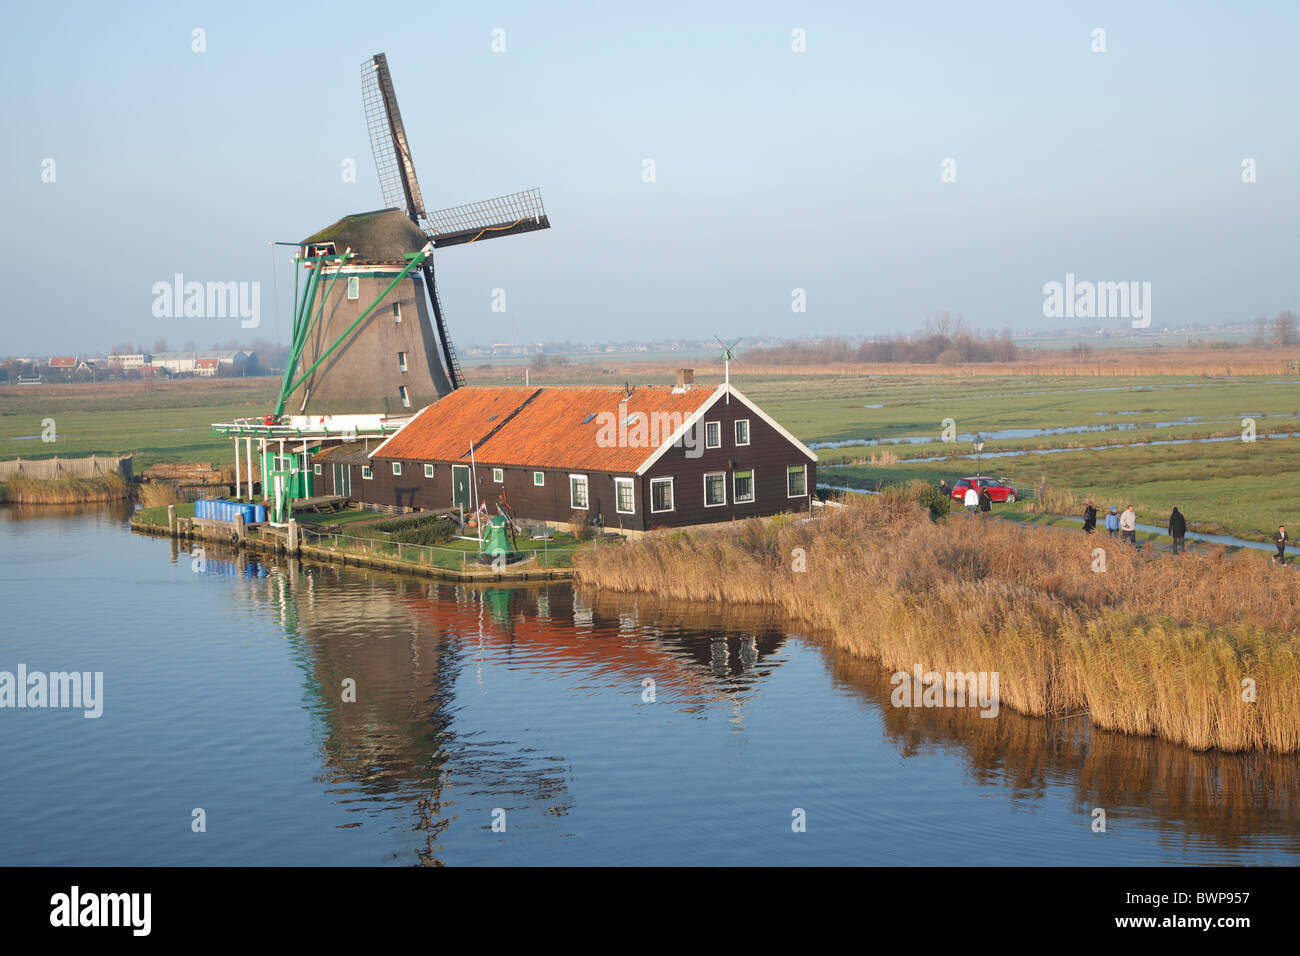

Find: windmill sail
<box><xmin>420</xmin><ymin>188</ymin><xmax>550</xmax><ymax>247</ymax></box>
<box><xmin>361</xmin><ymin>53</ymin><xmax>425</xmax><ymax>218</ymax></box>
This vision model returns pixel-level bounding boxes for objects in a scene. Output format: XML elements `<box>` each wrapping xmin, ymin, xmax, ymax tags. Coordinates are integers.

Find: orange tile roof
<box><xmin>373</xmin><ymin>385</ymin><xmax>719</xmax><ymax>473</ymax></box>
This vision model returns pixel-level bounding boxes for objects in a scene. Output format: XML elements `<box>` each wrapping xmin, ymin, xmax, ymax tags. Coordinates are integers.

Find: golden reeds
<box><xmin>137</xmin><ymin>481</ymin><xmax>184</xmax><ymax>509</ymax></box>
<box><xmin>0</xmin><ymin>473</ymin><xmax>129</xmax><ymax>504</ymax></box>
<box><xmin>575</xmin><ymin>487</ymin><xmax>1300</xmax><ymax>752</ymax></box>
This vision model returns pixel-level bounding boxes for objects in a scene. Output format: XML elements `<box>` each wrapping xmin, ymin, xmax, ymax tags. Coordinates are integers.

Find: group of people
<box><xmin>1082</xmin><ymin>503</ymin><xmax>1144</xmax><ymax>546</ymax></box>
<box><xmin>939</xmin><ymin>479</ymin><xmax>993</xmax><ymax>515</ymax></box>
<box><xmin>1084</xmin><ymin>503</ymin><xmax>1181</xmax><ymax>550</ymax></box>
<box><xmin>937</xmin><ymin>476</ymin><xmax>1290</xmax><ymax>564</ymax></box>
<box><xmin>1081</xmin><ymin>502</ymin><xmax>1292</xmax><ymax>563</ymax></box>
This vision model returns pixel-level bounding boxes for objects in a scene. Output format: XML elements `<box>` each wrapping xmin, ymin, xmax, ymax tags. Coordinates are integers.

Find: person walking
<box><xmin>979</xmin><ymin>485</ymin><xmax>992</xmax><ymax>515</ymax></box>
<box><xmin>1168</xmin><ymin>506</ymin><xmax>1187</xmax><ymax>555</ymax></box>
<box><xmin>1104</xmin><ymin>506</ymin><xmax>1119</xmax><ymax>538</ymax></box>
<box><xmin>1274</xmin><ymin>525</ymin><xmax>1288</xmax><ymax>564</ymax></box>
<box><xmin>938</xmin><ymin>478</ymin><xmax>949</xmax><ymax>499</ymax></box>
<box><xmin>1119</xmin><ymin>505</ymin><xmax>1137</xmax><ymax>546</ymax></box>
<box><xmin>964</xmin><ymin>483</ymin><xmax>979</xmax><ymax>515</ymax></box>
<box><xmin>1082</xmin><ymin>502</ymin><xmax>1097</xmax><ymax>534</ymax></box>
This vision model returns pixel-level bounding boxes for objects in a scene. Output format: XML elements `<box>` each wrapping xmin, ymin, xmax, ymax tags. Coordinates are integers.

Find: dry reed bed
<box><xmin>0</xmin><ymin>473</ymin><xmax>129</xmax><ymax>504</ymax></box>
<box><xmin>574</xmin><ymin>490</ymin><xmax>1300</xmax><ymax>753</ymax></box>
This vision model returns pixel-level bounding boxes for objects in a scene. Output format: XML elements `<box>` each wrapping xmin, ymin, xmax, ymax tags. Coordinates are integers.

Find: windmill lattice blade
<box><xmin>361</xmin><ymin>53</ymin><xmax>426</xmax><ymax>218</ymax></box>
<box><xmin>420</xmin><ymin>188</ymin><xmax>550</xmax><ymax>248</ymax></box>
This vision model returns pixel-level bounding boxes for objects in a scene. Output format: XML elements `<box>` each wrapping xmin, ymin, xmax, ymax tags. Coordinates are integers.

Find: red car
<box><xmin>950</xmin><ymin>477</ymin><xmax>1018</xmax><ymax>504</ymax></box>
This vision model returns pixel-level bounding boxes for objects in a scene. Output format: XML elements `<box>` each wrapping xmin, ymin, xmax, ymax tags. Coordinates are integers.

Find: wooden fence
<box><xmin>0</xmin><ymin>455</ymin><xmax>133</xmax><ymax>482</ymax></box>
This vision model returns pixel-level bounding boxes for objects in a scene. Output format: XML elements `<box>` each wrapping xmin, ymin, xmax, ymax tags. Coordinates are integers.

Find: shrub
<box><xmin>372</xmin><ymin>513</ymin><xmax>456</xmax><ymax>546</ymax></box>
<box><xmin>916</xmin><ymin>483</ymin><xmax>952</xmax><ymax>520</ymax></box>
<box><xmin>569</xmin><ymin>510</ymin><xmax>593</xmax><ymax>540</ymax></box>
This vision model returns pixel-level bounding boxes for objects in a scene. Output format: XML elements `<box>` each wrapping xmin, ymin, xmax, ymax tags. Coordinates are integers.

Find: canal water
<box><xmin>3</xmin><ymin>505</ymin><xmax>1298</xmax><ymax>866</ymax></box>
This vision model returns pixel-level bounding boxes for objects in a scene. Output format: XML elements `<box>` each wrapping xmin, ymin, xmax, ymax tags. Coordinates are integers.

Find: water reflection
<box><xmin>816</xmin><ymin>640</ymin><xmax>1300</xmax><ymax>859</ymax></box>
<box><xmin>181</xmin><ymin>541</ymin><xmax>1300</xmax><ymax>863</ymax></box>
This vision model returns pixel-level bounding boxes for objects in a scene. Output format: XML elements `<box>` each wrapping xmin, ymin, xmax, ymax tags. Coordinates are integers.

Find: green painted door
<box><xmin>452</xmin><ymin>465</ymin><xmax>470</xmax><ymax>509</ymax></box>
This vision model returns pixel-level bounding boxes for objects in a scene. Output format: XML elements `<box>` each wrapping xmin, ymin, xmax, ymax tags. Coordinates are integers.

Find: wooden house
<box><xmin>314</xmin><ymin>371</ymin><xmax>817</xmax><ymax>532</ymax></box>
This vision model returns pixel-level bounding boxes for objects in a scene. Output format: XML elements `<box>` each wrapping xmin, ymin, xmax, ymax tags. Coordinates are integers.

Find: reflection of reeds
<box><xmin>819</xmin><ymin>647</ymin><xmax>1300</xmax><ymax>851</ymax></box>
<box><xmin>575</xmin><ymin>487</ymin><xmax>1300</xmax><ymax>752</ymax></box>
<box><xmin>0</xmin><ymin>473</ymin><xmax>128</xmax><ymax>504</ymax></box>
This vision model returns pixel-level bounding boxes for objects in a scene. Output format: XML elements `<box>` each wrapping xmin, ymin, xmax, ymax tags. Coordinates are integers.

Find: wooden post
<box><xmin>167</xmin><ymin>504</ymin><xmax>176</xmax><ymax>536</ymax></box>
<box><xmin>247</xmin><ymin>436</ymin><xmax>255</xmax><ymax>500</ymax></box>
<box><xmin>234</xmin><ymin>512</ymin><xmax>246</xmax><ymax>544</ymax></box>
<box><xmin>287</xmin><ymin>517</ymin><xmax>300</xmax><ymax>554</ymax></box>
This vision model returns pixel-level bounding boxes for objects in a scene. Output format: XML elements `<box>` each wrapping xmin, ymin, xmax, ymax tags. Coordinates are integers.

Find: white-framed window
<box><xmin>650</xmin><ymin>477</ymin><xmax>674</xmax><ymax>513</ymax></box>
<box><xmin>392</xmin><ymin>461</ymin><xmax>402</xmax><ymax>476</ymax></box>
<box><xmin>392</xmin><ymin>302</ymin><xmax>401</xmax><ymax>323</ymax></box>
<box><xmin>533</xmin><ymin>471</ymin><xmax>545</xmax><ymax>486</ymax></box>
<box><xmin>399</xmin><ymin>385</ymin><xmax>410</xmax><ymax>408</ymax></box>
<box><xmin>424</xmin><ymin>463</ymin><xmax>434</xmax><ymax>478</ymax></box>
<box><xmin>493</xmin><ymin>468</ymin><xmax>504</xmax><ymax>483</ymax></box>
<box><xmin>734</xmin><ymin>419</ymin><xmax>750</xmax><ymax>446</ymax></box>
<box><xmin>362</xmin><ymin>465</ymin><xmax>373</xmax><ymax>480</ymax></box>
<box><xmin>705</xmin><ymin>421</ymin><xmax>721</xmax><ymax>449</ymax></box>
<box><xmin>787</xmin><ymin>464</ymin><xmax>807</xmax><ymax>497</ymax></box>
<box><xmin>733</xmin><ymin>468</ymin><xmax>754</xmax><ymax>504</ymax></box>
<box><xmin>570</xmin><ymin>474</ymin><xmax>589</xmax><ymax>509</ymax></box>
<box><xmin>704</xmin><ymin>471</ymin><xmax>726</xmax><ymax>507</ymax></box>
<box><xmin>313</xmin><ymin>463</ymin><xmax>322</xmax><ymax>475</ymax></box>
<box><xmin>615</xmin><ymin>477</ymin><xmax>635</xmax><ymax>514</ymax></box>
<box><xmin>398</xmin><ymin>351</ymin><xmax>407</xmax><ymax>372</ymax></box>
<box><xmin>347</xmin><ymin>276</ymin><xmax>359</xmax><ymax>300</ymax></box>
<box><xmin>273</xmin><ymin>455</ymin><xmax>293</xmax><ymax>473</ymax></box>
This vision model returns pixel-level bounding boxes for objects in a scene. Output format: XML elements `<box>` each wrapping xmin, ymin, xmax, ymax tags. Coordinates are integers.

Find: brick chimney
<box><xmin>675</xmin><ymin>368</ymin><xmax>694</xmax><ymax>389</ymax></box>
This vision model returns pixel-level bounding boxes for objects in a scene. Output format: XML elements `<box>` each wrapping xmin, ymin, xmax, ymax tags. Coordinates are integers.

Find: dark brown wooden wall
<box><xmin>641</xmin><ymin>395</ymin><xmax>816</xmax><ymax>528</ymax></box>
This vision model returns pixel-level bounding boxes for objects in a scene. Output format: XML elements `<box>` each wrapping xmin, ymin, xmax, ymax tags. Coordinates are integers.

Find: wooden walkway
<box><xmin>292</xmin><ymin>495</ymin><xmax>350</xmax><ymax>514</ymax></box>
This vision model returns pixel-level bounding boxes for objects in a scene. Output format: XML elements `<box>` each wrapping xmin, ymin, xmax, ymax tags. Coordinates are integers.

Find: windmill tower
<box><xmin>276</xmin><ymin>52</ymin><xmax>550</xmax><ymax>418</ymax></box>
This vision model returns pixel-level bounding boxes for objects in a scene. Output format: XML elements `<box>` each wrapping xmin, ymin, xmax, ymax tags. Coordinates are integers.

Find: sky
<box><xmin>1</xmin><ymin>0</ymin><xmax>1298</xmax><ymax>355</ymax></box>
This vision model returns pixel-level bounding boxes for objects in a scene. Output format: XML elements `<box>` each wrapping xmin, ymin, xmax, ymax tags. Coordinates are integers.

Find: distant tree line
<box><xmin>743</xmin><ymin>315</ymin><xmax>1018</xmax><ymax>366</ymax></box>
<box><xmin>1252</xmin><ymin>311</ymin><xmax>1299</xmax><ymax>348</ymax></box>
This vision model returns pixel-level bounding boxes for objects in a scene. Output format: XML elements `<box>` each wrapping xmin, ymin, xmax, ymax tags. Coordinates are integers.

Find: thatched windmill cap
<box><xmin>301</xmin><ymin>208</ymin><xmax>427</xmax><ymax>264</ymax></box>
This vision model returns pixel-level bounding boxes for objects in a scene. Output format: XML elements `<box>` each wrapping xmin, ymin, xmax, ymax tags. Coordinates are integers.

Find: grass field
<box><xmin>4</xmin><ymin>361</ymin><xmax>1299</xmax><ymax>541</ymax></box>
<box><xmin>0</xmin><ymin>378</ymin><xmax>276</xmax><ymax>472</ymax></box>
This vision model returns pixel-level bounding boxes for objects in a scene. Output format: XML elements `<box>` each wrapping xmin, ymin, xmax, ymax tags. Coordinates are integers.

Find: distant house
<box><xmin>106</xmin><ymin>353</ymin><xmax>151</xmax><ymax>369</ymax></box>
<box><xmin>314</xmin><ymin>371</ymin><xmax>818</xmax><ymax>532</ymax></box>
<box><xmin>47</xmin><ymin>356</ymin><xmax>77</xmax><ymax>369</ymax></box>
<box><xmin>151</xmin><ymin>350</ymin><xmax>256</xmax><ymax>376</ymax></box>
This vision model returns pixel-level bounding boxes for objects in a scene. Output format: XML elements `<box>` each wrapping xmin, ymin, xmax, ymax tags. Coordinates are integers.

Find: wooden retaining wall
<box><xmin>130</xmin><ymin>514</ymin><xmax>573</xmax><ymax>583</ymax></box>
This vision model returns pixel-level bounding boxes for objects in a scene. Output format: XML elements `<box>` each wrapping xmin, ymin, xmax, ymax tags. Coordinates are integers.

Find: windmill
<box><xmin>715</xmin><ymin>336</ymin><xmax>742</xmax><ymax>402</ymax></box>
<box><xmin>275</xmin><ymin>52</ymin><xmax>550</xmax><ymax>418</ymax></box>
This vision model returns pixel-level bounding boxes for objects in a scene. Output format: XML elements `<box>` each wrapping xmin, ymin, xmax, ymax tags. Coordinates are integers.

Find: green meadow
<box><xmin>4</xmin><ymin>370</ymin><xmax>1299</xmax><ymax>540</ymax></box>
<box><xmin>0</xmin><ymin>380</ymin><xmax>277</xmax><ymax>472</ymax></box>
<box><xmin>747</xmin><ymin>373</ymin><xmax>1300</xmax><ymax>542</ymax></box>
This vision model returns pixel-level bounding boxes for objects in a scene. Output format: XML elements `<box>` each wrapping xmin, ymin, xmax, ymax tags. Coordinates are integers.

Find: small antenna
<box><xmin>714</xmin><ymin>336</ymin><xmax>742</xmax><ymax>403</ymax></box>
